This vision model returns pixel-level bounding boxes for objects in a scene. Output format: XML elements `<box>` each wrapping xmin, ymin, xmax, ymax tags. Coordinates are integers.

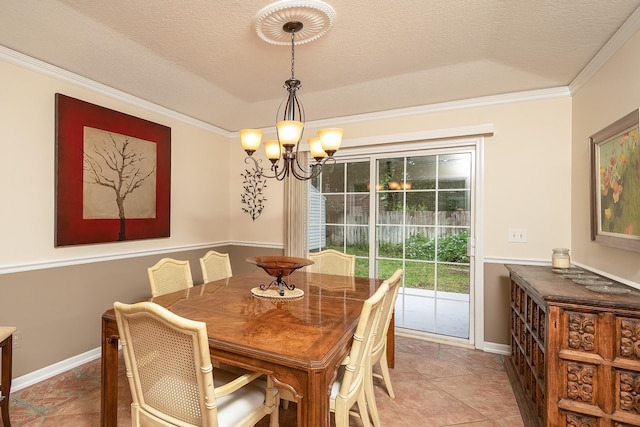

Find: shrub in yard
<box><xmin>406</xmin><ymin>233</ymin><xmax>435</xmax><ymax>260</ymax></box>
<box><xmin>406</xmin><ymin>230</ymin><xmax>469</xmax><ymax>263</ymax></box>
<box><xmin>438</xmin><ymin>230</ymin><xmax>470</xmax><ymax>263</ymax></box>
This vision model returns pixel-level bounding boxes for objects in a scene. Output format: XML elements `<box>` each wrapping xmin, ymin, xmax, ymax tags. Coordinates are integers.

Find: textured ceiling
<box><xmin>1</xmin><ymin>0</ymin><xmax>640</xmax><ymax>131</ymax></box>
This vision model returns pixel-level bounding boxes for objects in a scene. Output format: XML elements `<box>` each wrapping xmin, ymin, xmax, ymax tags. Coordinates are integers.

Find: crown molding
<box><xmin>312</xmin><ymin>87</ymin><xmax>572</xmax><ymax>129</ymax></box>
<box><xmin>569</xmin><ymin>5</ymin><xmax>640</xmax><ymax>94</ymax></box>
<box><xmin>0</xmin><ymin>45</ymin><xmax>232</xmax><ymax>137</ymax></box>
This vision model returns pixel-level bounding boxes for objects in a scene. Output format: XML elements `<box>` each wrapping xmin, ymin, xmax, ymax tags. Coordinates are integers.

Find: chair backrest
<box><xmin>307</xmin><ymin>249</ymin><xmax>355</xmax><ymax>276</ymax></box>
<box><xmin>147</xmin><ymin>258</ymin><xmax>194</xmax><ymax>297</ymax></box>
<box><xmin>337</xmin><ymin>282</ymin><xmax>389</xmax><ymax>403</ymax></box>
<box><xmin>371</xmin><ymin>269</ymin><xmax>403</xmax><ymax>361</ymax></box>
<box><xmin>199</xmin><ymin>250</ymin><xmax>233</xmax><ymax>283</ymax></box>
<box><xmin>113</xmin><ymin>301</ymin><xmax>218</xmax><ymax>426</ymax></box>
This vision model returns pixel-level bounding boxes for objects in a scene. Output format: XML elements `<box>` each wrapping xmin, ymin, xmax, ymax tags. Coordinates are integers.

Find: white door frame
<box><xmin>336</xmin><ymin>127</ymin><xmax>487</xmax><ymax>349</ymax></box>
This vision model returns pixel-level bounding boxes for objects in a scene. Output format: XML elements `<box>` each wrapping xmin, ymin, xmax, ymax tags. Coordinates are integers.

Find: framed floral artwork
<box><xmin>590</xmin><ymin>109</ymin><xmax>640</xmax><ymax>252</ymax></box>
<box><xmin>55</xmin><ymin>94</ymin><xmax>171</xmax><ymax>246</ymax></box>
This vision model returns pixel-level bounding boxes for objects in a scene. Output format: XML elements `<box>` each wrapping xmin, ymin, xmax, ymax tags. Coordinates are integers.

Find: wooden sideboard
<box><xmin>505</xmin><ymin>264</ymin><xmax>640</xmax><ymax>427</ymax></box>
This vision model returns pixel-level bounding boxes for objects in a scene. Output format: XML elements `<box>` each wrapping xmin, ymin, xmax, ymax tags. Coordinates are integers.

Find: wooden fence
<box><xmin>325</xmin><ymin>211</ymin><xmax>470</xmax><ymax>245</ymax></box>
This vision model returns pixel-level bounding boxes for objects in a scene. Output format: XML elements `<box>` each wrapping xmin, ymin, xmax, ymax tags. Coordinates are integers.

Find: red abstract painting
<box><xmin>55</xmin><ymin>94</ymin><xmax>171</xmax><ymax>246</ymax></box>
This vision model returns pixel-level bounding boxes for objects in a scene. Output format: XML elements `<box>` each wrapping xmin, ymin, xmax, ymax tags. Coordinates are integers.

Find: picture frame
<box><xmin>589</xmin><ymin>109</ymin><xmax>640</xmax><ymax>253</ymax></box>
<box><xmin>55</xmin><ymin>94</ymin><xmax>171</xmax><ymax>246</ymax></box>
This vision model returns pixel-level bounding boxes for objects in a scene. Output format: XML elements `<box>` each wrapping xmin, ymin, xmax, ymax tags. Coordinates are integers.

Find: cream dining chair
<box><xmin>330</xmin><ymin>281</ymin><xmax>389</xmax><ymax>427</ymax></box>
<box><xmin>307</xmin><ymin>249</ymin><xmax>355</xmax><ymax>276</ymax></box>
<box><xmin>277</xmin><ymin>282</ymin><xmax>389</xmax><ymax>426</ymax></box>
<box><xmin>364</xmin><ymin>269</ymin><xmax>403</xmax><ymax>427</ymax></box>
<box><xmin>113</xmin><ymin>301</ymin><xmax>279</xmax><ymax>427</ymax></box>
<box><xmin>280</xmin><ymin>249</ymin><xmax>356</xmax><ymax>411</ymax></box>
<box><xmin>200</xmin><ymin>250</ymin><xmax>233</xmax><ymax>283</ymax></box>
<box><xmin>147</xmin><ymin>258</ymin><xmax>194</xmax><ymax>297</ymax></box>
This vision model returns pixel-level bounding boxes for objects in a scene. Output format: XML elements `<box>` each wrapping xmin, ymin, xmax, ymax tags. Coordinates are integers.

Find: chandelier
<box><xmin>240</xmin><ymin>0</ymin><xmax>343</xmax><ymax>181</ymax></box>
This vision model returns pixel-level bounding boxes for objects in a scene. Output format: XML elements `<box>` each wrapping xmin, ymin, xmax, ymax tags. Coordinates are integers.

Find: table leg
<box><xmin>301</xmin><ymin>370</ymin><xmax>331</xmax><ymax>427</ymax></box>
<box><xmin>386</xmin><ymin>313</ymin><xmax>395</xmax><ymax>369</ymax></box>
<box><xmin>101</xmin><ymin>317</ymin><xmax>119</xmax><ymax>427</ymax></box>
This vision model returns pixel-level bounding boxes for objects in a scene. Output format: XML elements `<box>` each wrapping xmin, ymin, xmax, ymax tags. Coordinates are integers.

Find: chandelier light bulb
<box><xmin>308</xmin><ymin>136</ymin><xmax>327</xmax><ymax>160</ymax></box>
<box><xmin>276</xmin><ymin>120</ymin><xmax>304</xmax><ymax>147</ymax></box>
<box><xmin>240</xmin><ymin>129</ymin><xmax>264</xmax><ymax>155</ymax></box>
<box><xmin>318</xmin><ymin>128</ymin><xmax>344</xmax><ymax>155</ymax></box>
<box><xmin>263</xmin><ymin>140</ymin><xmax>282</xmax><ymax>161</ymax></box>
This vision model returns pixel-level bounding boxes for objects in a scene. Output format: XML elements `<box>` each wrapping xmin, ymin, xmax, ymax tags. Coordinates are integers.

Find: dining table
<box><xmin>100</xmin><ymin>270</ymin><xmax>392</xmax><ymax>427</ymax></box>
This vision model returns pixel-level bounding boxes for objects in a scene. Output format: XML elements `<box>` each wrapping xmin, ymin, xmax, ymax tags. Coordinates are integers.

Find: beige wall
<box><xmin>0</xmin><ymin>57</ymin><xmax>235</xmax><ymax>376</ymax></box>
<box><xmin>571</xmin><ymin>29</ymin><xmax>640</xmax><ymax>284</ymax></box>
<box><xmin>0</xmin><ymin>59</ymin><xmax>232</xmax><ymax>266</ymax></box>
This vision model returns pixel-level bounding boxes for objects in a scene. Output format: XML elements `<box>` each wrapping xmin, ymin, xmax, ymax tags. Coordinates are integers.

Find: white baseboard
<box><xmin>482</xmin><ymin>341</ymin><xmax>511</xmax><ymax>355</ymax></box>
<box><xmin>11</xmin><ymin>347</ymin><xmax>101</xmax><ymax>392</ymax></box>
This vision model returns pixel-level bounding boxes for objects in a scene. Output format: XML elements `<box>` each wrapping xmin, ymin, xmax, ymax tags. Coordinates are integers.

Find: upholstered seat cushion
<box><xmin>215</xmin><ymin>370</ymin><xmax>275</xmax><ymax>427</ymax></box>
<box><xmin>0</xmin><ymin>327</ymin><xmax>16</xmax><ymax>342</ymax></box>
<box><xmin>329</xmin><ymin>365</ymin><xmax>346</xmax><ymax>401</ymax></box>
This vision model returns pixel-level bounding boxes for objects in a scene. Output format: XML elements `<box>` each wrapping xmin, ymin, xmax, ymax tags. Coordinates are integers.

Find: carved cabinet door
<box><xmin>551</xmin><ymin>306</ymin><xmax>640</xmax><ymax>426</ymax></box>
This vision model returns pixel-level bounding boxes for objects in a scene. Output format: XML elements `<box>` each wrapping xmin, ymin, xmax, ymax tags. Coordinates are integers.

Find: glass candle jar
<box><xmin>552</xmin><ymin>248</ymin><xmax>570</xmax><ymax>268</ymax></box>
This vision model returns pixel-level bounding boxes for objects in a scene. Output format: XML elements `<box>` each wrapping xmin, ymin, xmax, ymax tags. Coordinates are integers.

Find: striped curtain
<box><xmin>283</xmin><ymin>155</ymin><xmax>309</xmax><ymax>258</ymax></box>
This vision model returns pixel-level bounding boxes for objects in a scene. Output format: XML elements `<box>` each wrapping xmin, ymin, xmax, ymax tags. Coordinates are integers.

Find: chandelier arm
<box><xmin>319</xmin><ymin>156</ymin><xmax>337</xmax><ymax>168</ymax></box>
<box><xmin>290</xmin><ymin>161</ymin><xmax>321</xmax><ymax>181</ymax></box>
<box><xmin>289</xmin><ymin>150</ymin><xmax>336</xmax><ymax>181</ymax></box>
<box><xmin>271</xmin><ymin>158</ymin><xmax>289</xmax><ymax>181</ymax></box>
<box><xmin>295</xmin><ymin>90</ymin><xmax>305</xmax><ymax>124</ymax></box>
<box><xmin>291</xmin><ymin>143</ymin><xmax>317</xmax><ymax>177</ymax></box>
<box><xmin>245</xmin><ymin>156</ymin><xmax>282</xmax><ymax>180</ymax></box>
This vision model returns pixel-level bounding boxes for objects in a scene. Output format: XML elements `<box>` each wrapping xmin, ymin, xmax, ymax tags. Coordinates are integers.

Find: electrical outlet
<box><xmin>12</xmin><ymin>330</ymin><xmax>21</xmax><ymax>349</ymax></box>
<box><xmin>508</xmin><ymin>228</ymin><xmax>528</xmax><ymax>243</ymax></box>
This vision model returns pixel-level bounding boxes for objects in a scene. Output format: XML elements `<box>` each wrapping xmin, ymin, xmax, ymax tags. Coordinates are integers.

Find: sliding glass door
<box><xmin>309</xmin><ymin>146</ymin><xmax>475</xmax><ymax>341</ymax></box>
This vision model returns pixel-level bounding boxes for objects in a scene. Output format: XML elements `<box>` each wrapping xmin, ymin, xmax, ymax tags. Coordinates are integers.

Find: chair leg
<box><xmin>378</xmin><ymin>352</ymin><xmax>395</xmax><ymax>398</ymax></box>
<box><xmin>333</xmin><ymin>400</ymin><xmax>349</xmax><ymax>427</ymax></box>
<box><xmin>269</xmin><ymin>398</ymin><xmax>279</xmax><ymax>427</ymax></box>
<box><xmin>1</xmin><ymin>335</ymin><xmax>13</xmax><ymax>427</ymax></box>
<box><xmin>364</xmin><ymin>366</ymin><xmax>381</xmax><ymax>427</ymax></box>
<box><xmin>266</xmin><ymin>377</ymin><xmax>279</xmax><ymax>427</ymax></box>
<box><xmin>357</xmin><ymin>391</ymin><xmax>372</xmax><ymax>427</ymax></box>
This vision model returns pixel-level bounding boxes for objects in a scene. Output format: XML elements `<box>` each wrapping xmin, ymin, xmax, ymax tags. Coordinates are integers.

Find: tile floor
<box><xmin>7</xmin><ymin>336</ymin><xmax>523</xmax><ymax>426</ymax></box>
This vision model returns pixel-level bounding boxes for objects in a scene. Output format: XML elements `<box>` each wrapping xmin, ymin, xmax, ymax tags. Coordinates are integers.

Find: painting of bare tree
<box><xmin>56</xmin><ymin>94</ymin><xmax>171</xmax><ymax>246</ymax></box>
<box><xmin>83</xmin><ymin>127</ymin><xmax>157</xmax><ymax>240</ymax></box>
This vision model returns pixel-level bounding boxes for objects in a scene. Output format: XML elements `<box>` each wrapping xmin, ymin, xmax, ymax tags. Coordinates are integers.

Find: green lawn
<box><xmin>353</xmin><ymin>257</ymin><xmax>470</xmax><ymax>294</ymax></box>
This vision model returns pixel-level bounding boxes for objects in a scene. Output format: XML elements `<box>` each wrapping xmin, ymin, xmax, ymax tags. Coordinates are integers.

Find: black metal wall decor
<box><xmin>241</xmin><ymin>164</ymin><xmax>267</xmax><ymax>220</ymax></box>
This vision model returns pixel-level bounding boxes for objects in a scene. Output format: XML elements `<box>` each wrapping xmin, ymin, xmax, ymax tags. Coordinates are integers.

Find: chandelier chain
<box><xmin>290</xmin><ymin>30</ymin><xmax>296</xmax><ymax>80</ymax></box>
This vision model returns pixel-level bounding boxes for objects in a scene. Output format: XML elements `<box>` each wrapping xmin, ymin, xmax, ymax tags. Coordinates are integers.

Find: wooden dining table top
<box><xmin>101</xmin><ymin>269</ymin><xmax>387</xmax><ymax>427</ymax></box>
<box><xmin>147</xmin><ymin>270</ymin><xmax>382</xmax><ymax>369</ymax></box>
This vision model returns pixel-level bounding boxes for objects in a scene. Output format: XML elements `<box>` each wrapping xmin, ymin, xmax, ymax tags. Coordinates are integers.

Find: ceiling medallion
<box><xmin>254</xmin><ymin>0</ymin><xmax>336</xmax><ymax>45</ymax></box>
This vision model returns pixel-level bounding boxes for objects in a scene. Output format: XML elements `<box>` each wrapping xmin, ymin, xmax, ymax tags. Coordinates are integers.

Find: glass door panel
<box><xmin>376</xmin><ymin>152</ymin><xmax>472</xmax><ymax>339</ymax></box>
<box><xmin>309</xmin><ymin>150</ymin><xmax>474</xmax><ymax>341</ymax></box>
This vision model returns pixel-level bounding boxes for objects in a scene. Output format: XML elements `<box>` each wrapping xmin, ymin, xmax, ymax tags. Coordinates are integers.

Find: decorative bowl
<box><xmin>246</xmin><ymin>256</ymin><xmax>314</xmax><ymax>296</ymax></box>
<box><xmin>247</xmin><ymin>256</ymin><xmax>314</xmax><ymax>277</ymax></box>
